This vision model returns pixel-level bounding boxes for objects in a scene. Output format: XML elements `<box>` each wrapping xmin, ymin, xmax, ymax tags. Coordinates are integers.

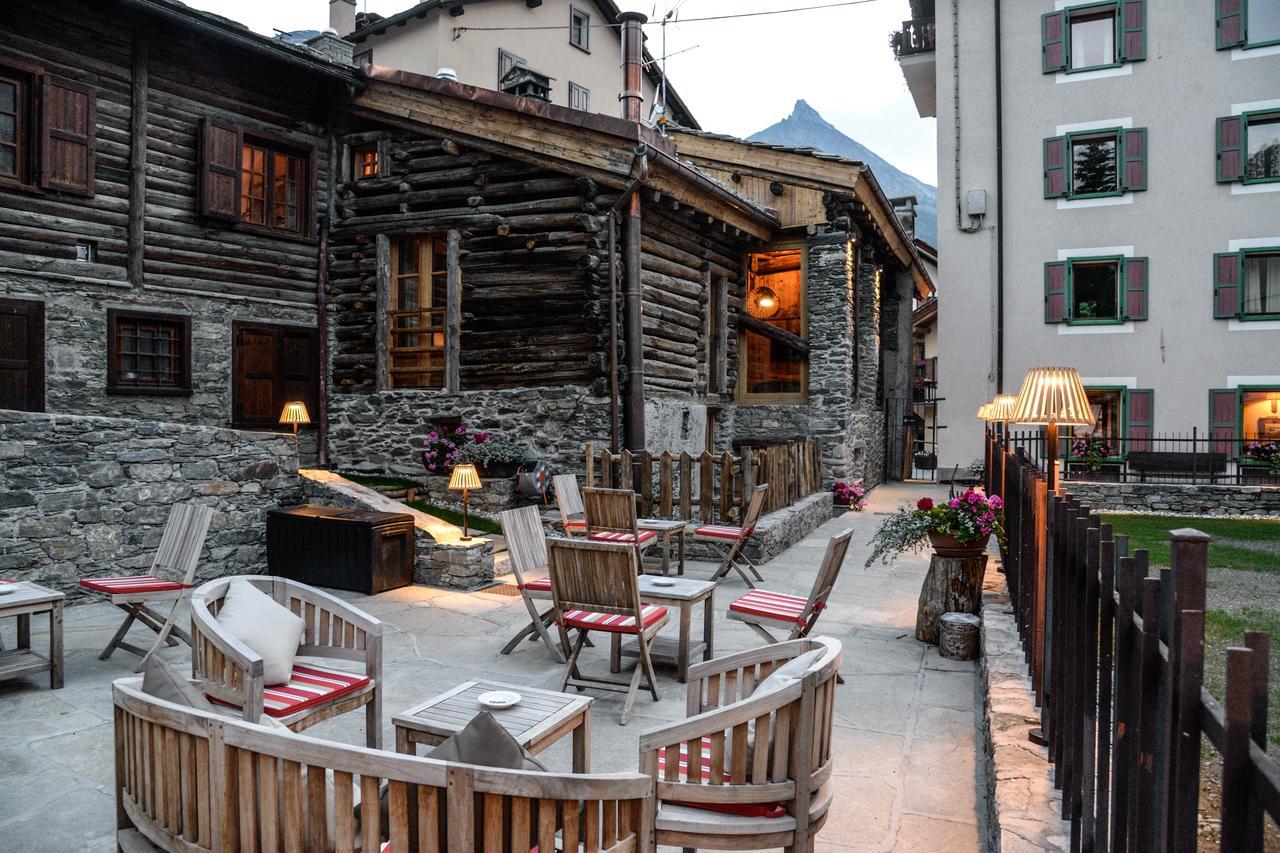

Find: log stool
<box><xmin>939</xmin><ymin>612</ymin><xmax>981</xmax><ymax>661</ymax></box>
<box><xmin>915</xmin><ymin>553</ymin><xmax>987</xmax><ymax>645</ymax></box>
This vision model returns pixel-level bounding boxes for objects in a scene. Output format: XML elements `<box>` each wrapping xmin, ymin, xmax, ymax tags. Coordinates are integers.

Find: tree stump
<box><xmin>939</xmin><ymin>612</ymin><xmax>982</xmax><ymax>660</ymax></box>
<box><xmin>915</xmin><ymin>554</ymin><xmax>987</xmax><ymax>645</ymax></box>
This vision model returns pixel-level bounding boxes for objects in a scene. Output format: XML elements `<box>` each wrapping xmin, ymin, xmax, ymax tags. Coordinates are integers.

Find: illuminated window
<box><xmin>1243</xmin><ymin>388</ymin><xmax>1280</xmax><ymax>441</ymax></box>
<box><xmin>388</xmin><ymin>236</ymin><xmax>449</xmax><ymax>389</ymax></box>
<box><xmin>240</xmin><ymin>139</ymin><xmax>306</xmax><ymax>234</ymax></box>
<box><xmin>739</xmin><ymin>248</ymin><xmax>806</xmax><ymax>403</ymax></box>
<box><xmin>353</xmin><ymin>144</ymin><xmax>379</xmax><ymax>180</ymax></box>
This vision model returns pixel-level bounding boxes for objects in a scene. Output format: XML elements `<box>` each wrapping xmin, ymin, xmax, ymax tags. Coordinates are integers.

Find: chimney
<box><xmin>891</xmin><ymin>195</ymin><xmax>918</xmax><ymax>239</ymax></box>
<box><xmin>329</xmin><ymin>0</ymin><xmax>357</xmax><ymax>36</ymax></box>
<box><xmin>618</xmin><ymin>12</ymin><xmax>647</xmax><ymax>123</ymax></box>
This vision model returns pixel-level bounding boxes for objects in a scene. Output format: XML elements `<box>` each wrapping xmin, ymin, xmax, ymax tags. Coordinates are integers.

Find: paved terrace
<box><xmin>0</xmin><ymin>483</ymin><xmax>984</xmax><ymax>851</ymax></box>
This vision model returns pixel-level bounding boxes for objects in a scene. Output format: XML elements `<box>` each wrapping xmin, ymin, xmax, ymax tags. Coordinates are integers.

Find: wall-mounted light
<box><xmin>749</xmin><ymin>286</ymin><xmax>778</xmax><ymax>316</ymax></box>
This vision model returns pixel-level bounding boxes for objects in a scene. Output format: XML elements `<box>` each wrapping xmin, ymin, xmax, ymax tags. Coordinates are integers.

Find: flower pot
<box><xmin>928</xmin><ymin>531</ymin><xmax>988</xmax><ymax>558</ymax></box>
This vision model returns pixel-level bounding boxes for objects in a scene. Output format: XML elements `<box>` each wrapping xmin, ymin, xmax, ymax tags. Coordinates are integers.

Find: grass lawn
<box><xmin>1099</xmin><ymin>513</ymin><xmax>1280</xmax><ymax>574</ymax></box>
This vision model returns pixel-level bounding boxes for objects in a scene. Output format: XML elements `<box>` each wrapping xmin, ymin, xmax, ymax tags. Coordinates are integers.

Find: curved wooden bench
<box><xmin>190</xmin><ymin>575</ymin><xmax>383</xmax><ymax>748</ymax></box>
<box><xmin>637</xmin><ymin>637</ymin><xmax>842</xmax><ymax>852</ymax></box>
<box><xmin>113</xmin><ymin>676</ymin><xmax>656</xmax><ymax>853</ymax></box>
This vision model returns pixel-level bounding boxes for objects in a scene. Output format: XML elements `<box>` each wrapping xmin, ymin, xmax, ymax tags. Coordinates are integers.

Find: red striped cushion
<box><xmin>564</xmin><ymin>518</ymin><xmax>588</xmax><ymax>531</ymax></box>
<box><xmin>210</xmin><ymin>663</ymin><xmax>371</xmax><ymax>717</ymax></box>
<box><xmin>517</xmin><ymin>576</ymin><xmax>553</xmax><ymax>592</ymax></box>
<box><xmin>561</xmin><ymin>605</ymin><xmax>667</xmax><ymax>634</ymax></box>
<box><xmin>694</xmin><ymin>524</ymin><xmax>748</xmax><ymax>541</ymax></box>
<box><xmin>728</xmin><ymin>589</ymin><xmax>818</xmax><ymax>625</ymax></box>
<box><xmin>657</xmin><ymin>738</ymin><xmax>787</xmax><ymax>819</ymax></box>
<box><xmin>80</xmin><ymin>576</ymin><xmax>189</xmax><ymax>595</ymax></box>
<box><xmin>588</xmin><ymin>530</ymin><xmax>657</xmax><ymax>546</ymax></box>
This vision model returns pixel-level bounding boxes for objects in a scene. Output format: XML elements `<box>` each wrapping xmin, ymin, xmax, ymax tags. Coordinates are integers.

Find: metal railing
<box><xmin>891</xmin><ymin>17</ymin><xmax>936</xmax><ymax>58</ymax></box>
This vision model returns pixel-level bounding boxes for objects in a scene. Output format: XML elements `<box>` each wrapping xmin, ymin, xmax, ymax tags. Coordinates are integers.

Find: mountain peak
<box><xmin>787</xmin><ymin>99</ymin><xmax>830</xmax><ymax>127</ymax></box>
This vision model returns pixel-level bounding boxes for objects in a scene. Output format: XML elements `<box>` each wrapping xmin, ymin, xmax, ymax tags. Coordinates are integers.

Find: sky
<box><xmin>182</xmin><ymin>0</ymin><xmax>938</xmax><ymax>185</ymax></box>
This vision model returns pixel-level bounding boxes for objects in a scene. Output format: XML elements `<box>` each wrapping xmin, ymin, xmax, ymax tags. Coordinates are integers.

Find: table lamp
<box><xmin>278</xmin><ymin>401</ymin><xmax>311</xmax><ymax>437</ymax></box>
<box><xmin>1010</xmin><ymin>367</ymin><xmax>1093</xmax><ymax>494</ymax></box>
<box><xmin>449</xmin><ymin>463</ymin><xmax>482</xmax><ymax>541</ymax></box>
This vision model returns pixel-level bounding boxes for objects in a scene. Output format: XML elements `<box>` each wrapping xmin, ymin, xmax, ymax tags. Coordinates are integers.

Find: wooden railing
<box><xmin>583</xmin><ymin>440</ymin><xmax>821</xmax><ymax>525</ymax></box>
<box><xmin>993</xmin><ymin>436</ymin><xmax>1280</xmax><ymax>851</ymax></box>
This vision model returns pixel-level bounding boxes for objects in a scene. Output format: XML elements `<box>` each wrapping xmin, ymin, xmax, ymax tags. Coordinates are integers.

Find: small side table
<box><xmin>392</xmin><ymin>680</ymin><xmax>593</xmax><ymax>772</ymax></box>
<box><xmin>617</xmin><ymin>576</ymin><xmax>715</xmax><ymax>683</ymax></box>
<box><xmin>637</xmin><ymin>518</ymin><xmax>687</xmax><ymax>576</ymax></box>
<box><xmin>0</xmin><ymin>581</ymin><xmax>64</xmax><ymax>689</ymax></box>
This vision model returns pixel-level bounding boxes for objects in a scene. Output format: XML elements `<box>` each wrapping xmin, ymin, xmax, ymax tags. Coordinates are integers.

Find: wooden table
<box><xmin>637</xmin><ymin>518</ymin><xmax>688</xmax><ymax>576</ymax></box>
<box><xmin>392</xmin><ymin>680</ymin><xmax>593</xmax><ymax>771</ymax></box>
<box><xmin>0</xmin><ymin>581</ymin><xmax>64</xmax><ymax>689</ymax></box>
<box><xmin>616</xmin><ymin>576</ymin><xmax>715</xmax><ymax>683</ymax></box>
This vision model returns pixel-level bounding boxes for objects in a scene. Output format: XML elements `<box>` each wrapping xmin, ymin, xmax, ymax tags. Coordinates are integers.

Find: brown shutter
<box><xmin>1043</xmin><ymin>136</ymin><xmax>1068</xmax><ymax>198</ymax></box>
<box><xmin>1120</xmin><ymin>128</ymin><xmax>1147</xmax><ymax>192</ymax></box>
<box><xmin>1214</xmin><ymin>251</ymin><xmax>1241</xmax><ymax>318</ymax></box>
<box><xmin>1208</xmin><ymin>388</ymin><xmax>1239</xmax><ymax>457</ymax></box>
<box><xmin>1216</xmin><ymin>0</ymin><xmax>1246</xmax><ymax>49</ymax></box>
<box><xmin>0</xmin><ymin>297</ymin><xmax>45</xmax><ymax>412</ymax></box>
<box><xmin>232</xmin><ymin>322</ymin><xmax>318</xmax><ymax>427</ymax></box>
<box><xmin>1119</xmin><ymin>0</ymin><xmax>1146</xmax><ymax>61</ymax></box>
<box><xmin>279</xmin><ymin>325</ymin><xmax>319</xmax><ymax>422</ymax></box>
<box><xmin>1125</xmin><ymin>388</ymin><xmax>1154</xmax><ymax>453</ymax></box>
<box><xmin>200</xmin><ymin>117</ymin><xmax>242</xmax><ymax>222</ymax></box>
<box><xmin>1045</xmin><ymin>261</ymin><xmax>1067</xmax><ymax>323</ymax></box>
<box><xmin>1123</xmin><ymin>257</ymin><xmax>1148</xmax><ymax>320</ymax></box>
<box><xmin>1041</xmin><ymin>12</ymin><xmax>1068</xmax><ymax>73</ymax></box>
<box><xmin>1216</xmin><ymin>116</ymin><xmax>1245</xmax><ymax>183</ymax></box>
<box><xmin>39</xmin><ymin>76</ymin><xmax>96</xmax><ymax>196</ymax></box>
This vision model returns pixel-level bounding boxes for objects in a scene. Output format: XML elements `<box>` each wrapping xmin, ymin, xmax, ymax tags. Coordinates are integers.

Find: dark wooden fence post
<box><xmin>1167</xmin><ymin>529</ymin><xmax>1210</xmax><ymax>851</ymax></box>
<box><xmin>1221</xmin><ymin>646</ymin><xmax>1256</xmax><ymax>853</ymax></box>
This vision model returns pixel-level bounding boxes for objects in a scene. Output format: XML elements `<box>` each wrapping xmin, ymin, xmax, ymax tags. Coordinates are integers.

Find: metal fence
<box><xmin>993</xmin><ymin>443</ymin><xmax>1280</xmax><ymax>851</ymax></box>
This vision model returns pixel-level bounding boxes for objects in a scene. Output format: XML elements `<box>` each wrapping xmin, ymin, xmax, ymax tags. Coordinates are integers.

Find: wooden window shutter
<box><xmin>1123</xmin><ymin>257</ymin><xmax>1149</xmax><ymax>320</ymax></box>
<box><xmin>1119</xmin><ymin>0</ymin><xmax>1146</xmax><ymax>61</ymax></box>
<box><xmin>1216</xmin><ymin>116</ymin><xmax>1245</xmax><ymax>183</ymax></box>
<box><xmin>1043</xmin><ymin>136</ymin><xmax>1068</xmax><ymax>198</ymax></box>
<box><xmin>39</xmin><ymin>76</ymin><xmax>96</xmax><ymax>196</ymax></box>
<box><xmin>1208</xmin><ymin>388</ymin><xmax>1239</xmax><ymax>457</ymax></box>
<box><xmin>1044</xmin><ymin>261</ymin><xmax>1067</xmax><ymax>323</ymax></box>
<box><xmin>1216</xmin><ymin>0</ymin><xmax>1246</xmax><ymax>49</ymax></box>
<box><xmin>1125</xmin><ymin>388</ymin><xmax>1154</xmax><ymax>453</ymax></box>
<box><xmin>1120</xmin><ymin>128</ymin><xmax>1148</xmax><ymax>192</ymax></box>
<box><xmin>1041</xmin><ymin>12</ymin><xmax>1068</xmax><ymax>73</ymax></box>
<box><xmin>200</xmin><ymin>117</ymin><xmax>242</xmax><ymax>222</ymax></box>
<box><xmin>1213</xmin><ymin>251</ymin><xmax>1242</xmax><ymax>318</ymax></box>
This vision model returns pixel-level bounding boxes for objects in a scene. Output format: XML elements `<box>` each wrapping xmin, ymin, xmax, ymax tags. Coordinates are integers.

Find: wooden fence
<box><xmin>583</xmin><ymin>440</ymin><xmax>821</xmax><ymax>525</ymax></box>
<box><xmin>991</xmin><ymin>432</ymin><xmax>1280</xmax><ymax>852</ymax></box>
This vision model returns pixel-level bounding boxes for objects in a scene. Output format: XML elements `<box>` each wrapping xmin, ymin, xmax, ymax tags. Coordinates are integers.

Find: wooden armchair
<box><xmin>190</xmin><ymin>575</ymin><xmax>383</xmax><ymax>748</ymax></box>
<box><xmin>638</xmin><ymin>637</ymin><xmax>843</xmax><ymax>852</ymax></box>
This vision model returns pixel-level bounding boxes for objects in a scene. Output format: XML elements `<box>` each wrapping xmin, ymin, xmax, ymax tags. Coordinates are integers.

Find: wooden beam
<box><xmin>374</xmin><ymin>235</ymin><xmax>390</xmax><ymax>391</ymax></box>
<box><xmin>445</xmin><ymin>229</ymin><xmax>462</xmax><ymax>392</ymax></box>
<box><xmin>738</xmin><ymin>314</ymin><xmax>810</xmax><ymax>355</ymax></box>
<box><xmin>127</xmin><ymin>31</ymin><xmax>148</xmax><ymax>288</ymax></box>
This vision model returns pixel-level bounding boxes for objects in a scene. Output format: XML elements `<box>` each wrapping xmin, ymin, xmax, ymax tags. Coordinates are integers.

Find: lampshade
<box><xmin>1010</xmin><ymin>367</ymin><xmax>1094</xmax><ymax>426</ymax></box>
<box><xmin>448</xmin><ymin>463</ymin><xmax>482</xmax><ymax>491</ymax></box>
<box><xmin>977</xmin><ymin>402</ymin><xmax>992</xmax><ymax>420</ymax></box>
<box><xmin>986</xmin><ymin>394</ymin><xmax>1019</xmax><ymax>423</ymax></box>
<box><xmin>278</xmin><ymin>401</ymin><xmax>311</xmax><ymax>425</ymax></box>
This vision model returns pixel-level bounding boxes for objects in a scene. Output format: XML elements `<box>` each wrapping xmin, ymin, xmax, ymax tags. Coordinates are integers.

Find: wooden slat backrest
<box><xmin>793</xmin><ymin>530</ymin><xmax>853</xmax><ymax>638</ymax></box>
<box><xmin>548</xmin><ymin>538</ymin><xmax>643</xmax><ymax>618</ymax></box>
<box><xmin>554</xmin><ymin>473</ymin><xmax>584</xmax><ymax>519</ymax></box>
<box><xmin>739</xmin><ymin>483</ymin><xmax>769</xmax><ymax>534</ymax></box>
<box><xmin>582</xmin><ymin>486</ymin><xmax>640</xmax><ymax>538</ymax></box>
<box><xmin>500</xmin><ymin>505</ymin><xmax>549</xmax><ymax>587</ymax></box>
<box><xmin>152</xmin><ymin>502</ymin><xmax>215</xmax><ymax>583</ymax></box>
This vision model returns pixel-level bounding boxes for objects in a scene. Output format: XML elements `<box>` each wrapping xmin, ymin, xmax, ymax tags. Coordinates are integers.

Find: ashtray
<box><xmin>476</xmin><ymin>690</ymin><xmax>521</xmax><ymax>710</ymax></box>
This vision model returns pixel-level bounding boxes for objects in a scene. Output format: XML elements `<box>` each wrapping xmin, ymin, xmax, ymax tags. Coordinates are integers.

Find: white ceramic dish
<box><xmin>650</xmin><ymin>578</ymin><xmax>675</xmax><ymax>587</ymax></box>
<box><xmin>0</xmin><ymin>586</ymin><xmax>17</xmax><ymax>596</ymax></box>
<box><xmin>476</xmin><ymin>690</ymin><xmax>521</xmax><ymax>710</ymax></box>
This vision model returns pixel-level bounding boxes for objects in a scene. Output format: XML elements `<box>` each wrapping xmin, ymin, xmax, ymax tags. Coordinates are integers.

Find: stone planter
<box><xmin>929</xmin><ymin>531</ymin><xmax>989</xmax><ymax>558</ymax></box>
<box><xmin>419</xmin><ymin>474</ymin><xmax>521</xmax><ymax>518</ymax></box>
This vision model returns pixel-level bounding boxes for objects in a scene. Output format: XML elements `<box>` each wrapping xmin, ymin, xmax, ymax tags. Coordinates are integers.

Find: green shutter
<box><xmin>1045</xmin><ymin>261</ymin><xmax>1067</xmax><ymax>323</ymax></box>
<box><xmin>1120</xmin><ymin>0</ymin><xmax>1146</xmax><ymax>61</ymax></box>
<box><xmin>1208</xmin><ymin>388</ymin><xmax>1239</xmax><ymax>457</ymax></box>
<box><xmin>1042</xmin><ymin>12</ymin><xmax>1068</xmax><ymax>73</ymax></box>
<box><xmin>1214</xmin><ymin>251</ymin><xmax>1242</xmax><ymax>318</ymax></box>
<box><xmin>1216</xmin><ymin>116</ymin><xmax>1245</xmax><ymax>183</ymax></box>
<box><xmin>1125</xmin><ymin>388</ymin><xmax>1154</xmax><ymax>453</ymax></box>
<box><xmin>1044</xmin><ymin>136</ymin><xmax>1069</xmax><ymax>198</ymax></box>
<box><xmin>1120</xmin><ymin>128</ymin><xmax>1147</xmax><ymax>192</ymax></box>
<box><xmin>1123</xmin><ymin>257</ymin><xmax>1148</xmax><ymax>320</ymax></box>
<box><xmin>1216</xmin><ymin>0</ymin><xmax>1246</xmax><ymax>50</ymax></box>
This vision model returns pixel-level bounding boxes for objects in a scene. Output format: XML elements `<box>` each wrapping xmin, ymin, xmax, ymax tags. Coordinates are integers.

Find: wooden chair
<box><xmin>582</xmin><ymin>486</ymin><xmax>657</xmax><ymax>555</ymax></box>
<box><xmin>190</xmin><ymin>575</ymin><xmax>384</xmax><ymax>748</ymax></box>
<box><xmin>554</xmin><ymin>472</ymin><xmax>588</xmax><ymax>537</ymax></box>
<box><xmin>548</xmin><ymin>538</ymin><xmax>669</xmax><ymax>725</ymax></box>
<box><xmin>727</xmin><ymin>529</ymin><xmax>853</xmax><ymax>644</ymax></box>
<box><xmin>692</xmin><ymin>484</ymin><xmax>769</xmax><ymax>588</ymax></box>
<box><xmin>497</xmin><ymin>504</ymin><xmax>566</xmax><ymax>662</ymax></box>
<box><xmin>79</xmin><ymin>501</ymin><xmax>215</xmax><ymax>671</ymax></box>
<box><xmin>638</xmin><ymin>637</ymin><xmax>843</xmax><ymax>853</ymax></box>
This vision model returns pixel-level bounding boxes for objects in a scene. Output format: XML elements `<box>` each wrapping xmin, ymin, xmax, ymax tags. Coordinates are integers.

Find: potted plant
<box><xmin>866</xmin><ymin>490</ymin><xmax>1004</xmax><ymax>566</ymax></box>
<box><xmin>459</xmin><ymin>432</ymin><xmax>535</xmax><ymax>479</ymax></box>
<box><xmin>913</xmin><ymin>451</ymin><xmax>937</xmax><ymax>471</ymax></box>
<box><xmin>1243</xmin><ymin>441</ymin><xmax>1280</xmax><ymax>484</ymax></box>
<box><xmin>1071</xmin><ymin>435</ymin><xmax>1113</xmax><ymax>472</ymax></box>
<box><xmin>832</xmin><ymin>481</ymin><xmax>866</xmax><ymax>513</ymax></box>
<box><xmin>421</xmin><ymin>426</ymin><xmax>465</xmax><ymax>476</ymax></box>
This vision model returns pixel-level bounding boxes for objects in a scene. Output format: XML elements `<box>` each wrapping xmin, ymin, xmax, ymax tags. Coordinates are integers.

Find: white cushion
<box><xmin>215</xmin><ymin>579</ymin><xmax>305</xmax><ymax>686</ymax></box>
<box><xmin>754</xmin><ymin>648</ymin><xmax>825</xmax><ymax>696</ymax></box>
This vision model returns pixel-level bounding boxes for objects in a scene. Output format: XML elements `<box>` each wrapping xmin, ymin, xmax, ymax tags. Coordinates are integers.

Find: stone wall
<box><xmin>0</xmin><ymin>410</ymin><xmax>303</xmax><ymax>597</ymax></box>
<box><xmin>1064</xmin><ymin>481</ymin><xmax>1280</xmax><ymax>517</ymax></box>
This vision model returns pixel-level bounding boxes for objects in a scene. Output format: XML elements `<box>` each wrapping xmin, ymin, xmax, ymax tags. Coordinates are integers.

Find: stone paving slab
<box><xmin>0</xmin><ymin>482</ymin><xmax>985</xmax><ymax>851</ymax></box>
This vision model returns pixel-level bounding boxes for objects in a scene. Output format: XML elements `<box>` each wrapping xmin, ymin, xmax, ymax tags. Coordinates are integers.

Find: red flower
<box><xmin>916</xmin><ymin>497</ymin><xmax>934</xmax><ymax>511</ymax></box>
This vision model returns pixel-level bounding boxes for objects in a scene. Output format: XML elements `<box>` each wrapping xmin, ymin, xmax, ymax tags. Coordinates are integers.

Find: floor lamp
<box><xmin>983</xmin><ymin>394</ymin><xmax>1019</xmax><ymax>498</ymax></box>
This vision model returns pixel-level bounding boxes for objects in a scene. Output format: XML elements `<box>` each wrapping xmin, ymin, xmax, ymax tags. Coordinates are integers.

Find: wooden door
<box><xmin>0</xmin><ymin>297</ymin><xmax>45</xmax><ymax>412</ymax></box>
<box><xmin>232</xmin><ymin>322</ymin><xmax>317</xmax><ymax>428</ymax></box>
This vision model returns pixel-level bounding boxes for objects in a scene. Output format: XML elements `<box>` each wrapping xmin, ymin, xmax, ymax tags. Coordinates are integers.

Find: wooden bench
<box><xmin>190</xmin><ymin>575</ymin><xmax>384</xmax><ymax>748</ymax></box>
<box><xmin>1126</xmin><ymin>451</ymin><xmax>1229</xmax><ymax>483</ymax></box>
<box><xmin>112</xmin><ymin>676</ymin><xmax>656</xmax><ymax>853</ymax></box>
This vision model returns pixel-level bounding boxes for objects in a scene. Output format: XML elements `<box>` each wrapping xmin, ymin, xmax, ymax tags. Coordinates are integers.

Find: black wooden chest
<box><xmin>267</xmin><ymin>505</ymin><xmax>415</xmax><ymax>594</ymax></box>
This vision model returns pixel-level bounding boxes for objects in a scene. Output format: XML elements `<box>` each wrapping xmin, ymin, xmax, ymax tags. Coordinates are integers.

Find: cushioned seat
<box><xmin>693</xmin><ymin>524</ymin><xmax>750</xmax><ymax>541</ymax></box>
<box><xmin>210</xmin><ymin>663</ymin><xmax>372</xmax><ymax>717</ymax></box>
<box><xmin>564</xmin><ymin>518</ymin><xmax>587</xmax><ymax>531</ymax></box>
<box><xmin>728</xmin><ymin>589</ymin><xmax>820</xmax><ymax>625</ymax></box>
<box><xmin>561</xmin><ymin>605</ymin><xmax>668</xmax><ymax>634</ymax></box>
<box><xmin>80</xmin><ymin>576</ymin><xmax>190</xmax><ymax>595</ymax></box>
<box><xmin>517</xmin><ymin>576</ymin><xmax>553</xmax><ymax>592</ymax></box>
<box><xmin>656</xmin><ymin>738</ymin><xmax>787</xmax><ymax>819</ymax></box>
<box><xmin>588</xmin><ymin>530</ymin><xmax>657</xmax><ymax>546</ymax></box>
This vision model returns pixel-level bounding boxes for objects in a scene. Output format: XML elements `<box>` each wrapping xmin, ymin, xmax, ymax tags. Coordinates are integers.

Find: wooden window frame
<box><xmin>1243</xmin><ymin>0</ymin><xmax>1280</xmax><ymax>49</ymax></box>
<box><xmin>736</xmin><ymin>244</ymin><xmax>809</xmax><ymax>406</ymax></box>
<box><xmin>0</xmin><ymin>63</ymin><xmax>34</xmax><ymax>187</ymax></box>
<box><xmin>238</xmin><ymin>132</ymin><xmax>313</xmax><ymax>238</ymax></box>
<box><xmin>1240</xmin><ymin>247</ymin><xmax>1280</xmax><ymax>320</ymax></box>
<box><xmin>1243</xmin><ymin>110</ymin><xmax>1280</xmax><ymax>185</ymax></box>
<box><xmin>1066</xmin><ymin>128</ymin><xmax>1124</xmax><ymax>199</ymax></box>
<box><xmin>568</xmin><ymin>81</ymin><xmax>590</xmax><ymax>112</ymax></box>
<box><xmin>352</xmin><ymin>143</ymin><xmax>379</xmax><ymax>181</ymax></box>
<box><xmin>1065</xmin><ymin>256</ymin><xmax>1125</xmax><ymax>325</ymax></box>
<box><xmin>1064</xmin><ymin>2</ymin><xmax>1122</xmax><ymax>74</ymax></box>
<box><xmin>569</xmin><ymin>6</ymin><xmax>591</xmax><ymax>52</ymax></box>
<box><xmin>106</xmin><ymin>309</ymin><xmax>192</xmax><ymax>396</ymax></box>
<box><xmin>1077</xmin><ymin>386</ymin><xmax>1128</xmax><ymax>461</ymax></box>
<box><xmin>498</xmin><ymin>49</ymin><xmax>526</xmax><ymax>87</ymax></box>
<box><xmin>383</xmin><ymin>233</ymin><xmax>461</xmax><ymax>391</ymax></box>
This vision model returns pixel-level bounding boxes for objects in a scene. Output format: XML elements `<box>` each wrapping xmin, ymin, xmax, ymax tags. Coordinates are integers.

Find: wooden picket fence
<box><xmin>583</xmin><ymin>440</ymin><xmax>821</xmax><ymax>525</ymax></box>
<box><xmin>992</xmin><ymin>434</ymin><xmax>1280</xmax><ymax>852</ymax></box>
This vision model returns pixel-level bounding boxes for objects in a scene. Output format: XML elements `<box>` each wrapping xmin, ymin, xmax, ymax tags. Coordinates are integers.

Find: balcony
<box><xmin>890</xmin><ymin>17</ymin><xmax>936</xmax><ymax>118</ymax></box>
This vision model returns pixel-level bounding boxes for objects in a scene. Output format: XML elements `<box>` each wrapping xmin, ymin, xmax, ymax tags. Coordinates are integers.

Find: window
<box><xmin>1079</xmin><ymin>388</ymin><xmax>1125</xmax><ymax>443</ymax></box>
<box><xmin>568</xmin><ymin>82</ymin><xmax>590</xmax><ymax>112</ymax></box>
<box><xmin>388</xmin><ymin>235</ymin><xmax>449</xmax><ymax>389</ymax></box>
<box><xmin>199</xmin><ymin>120</ymin><xmax>314</xmax><ymax>236</ymax></box>
<box><xmin>1044</xmin><ymin>128</ymin><xmax>1146</xmax><ymax>199</ymax></box>
<box><xmin>1044</xmin><ymin>256</ymin><xmax>1148</xmax><ymax>323</ymax></box>
<box><xmin>0</xmin><ymin>68</ymin><xmax>28</xmax><ymax>182</ymax></box>
<box><xmin>241</xmin><ymin>141</ymin><xmax>305</xmax><ymax>233</ymax></box>
<box><xmin>739</xmin><ymin>248</ymin><xmax>807</xmax><ymax>403</ymax></box>
<box><xmin>1214</xmin><ymin>247</ymin><xmax>1280</xmax><ymax>319</ymax></box>
<box><xmin>1218</xmin><ymin>0</ymin><xmax>1280</xmax><ymax>49</ymax></box>
<box><xmin>1071</xmin><ymin>133</ymin><xmax>1119</xmax><ymax>195</ymax></box>
<box><xmin>232</xmin><ymin>322</ymin><xmax>318</xmax><ymax>428</ymax></box>
<box><xmin>1042</xmin><ymin>2</ymin><xmax>1144</xmax><ymax>73</ymax></box>
<box><xmin>569</xmin><ymin>6</ymin><xmax>590</xmax><ymax>51</ymax></box>
<box><xmin>0</xmin><ymin>63</ymin><xmax>96</xmax><ymax>194</ymax></box>
<box><xmin>1246</xmin><ymin>112</ymin><xmax>1280</xmax><ymax>183</ymax></box>
<box><xmin>1244</xmin><ymin>252</ymin><xmax>1280</xmax><ymax>315</ymax></box>
<box><xmin>1070</xmin><ymin>8</ymin><xmax>1118</xmax><ymax>70</ymax></box>
<box><xmin>353</xmin><ymin>143</ymin><xmax>379</xmax><ymax>180</ymax></box>
<box><xmin>107</xmin><ymin>310</ymin><xmax>191</xmax><ymax>395</ymax></box>
<box><xmin>1242</xmin><ymin>388</ymin><xmax>1280</xmax><ymax>441</ymax></box>
<box><xmin>498</xmin><ymin>49</ymin><xmax>525</xmax><ymax>87</ymax></box>
<box><xmin>1072</xmin><ymin>387</ymin><xmax>1154</xmax><ymax>456</ymax></box>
